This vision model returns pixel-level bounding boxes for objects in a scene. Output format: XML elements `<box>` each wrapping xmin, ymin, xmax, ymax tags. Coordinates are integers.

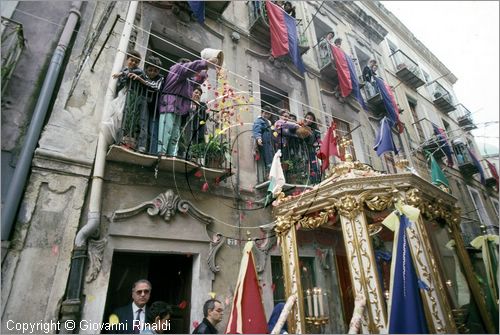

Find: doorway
<box><xmin>103</xmin><ymin>252</ymin><xmax>193</xmax><ymax>333</ymax></box>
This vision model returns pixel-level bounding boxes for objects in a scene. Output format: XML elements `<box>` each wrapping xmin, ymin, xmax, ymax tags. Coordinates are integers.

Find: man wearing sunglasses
<box><xmin>110</xmin><ymin>279</ymin><xmax>152</xmax><ymax>334</ymax></box>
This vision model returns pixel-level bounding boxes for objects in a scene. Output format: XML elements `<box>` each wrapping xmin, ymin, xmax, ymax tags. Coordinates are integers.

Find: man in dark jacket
<box><xmin>192</xmin><ymin>299</ymin><xmax>223</xmax><ymax>334</ymax></box>
<box><xmin>110</xmin><ymin>279</ymin><xmax>152</xmax><ymax>334</ymax></box>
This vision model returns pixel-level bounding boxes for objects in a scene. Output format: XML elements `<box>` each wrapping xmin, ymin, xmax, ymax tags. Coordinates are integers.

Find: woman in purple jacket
<box><xmin>157</xmin><ymin>57</ymin><xmax>218</xmax><ymax>156</ymax></box>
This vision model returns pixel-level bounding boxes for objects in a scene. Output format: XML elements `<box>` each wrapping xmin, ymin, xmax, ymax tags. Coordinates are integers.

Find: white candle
<box><xmin>306</xmin><ymin>289</ymin><xmax>313</xmax><ymax>317</ymax></box>
<box><xmin>313</xmin><ymin>288</ymin><xmax>319</xmax><ymax>317</ymax></box>
<box><xmin>318</xmin><ymin>288</ymin><xmax>324</xmax><ymax>316</ymax></box>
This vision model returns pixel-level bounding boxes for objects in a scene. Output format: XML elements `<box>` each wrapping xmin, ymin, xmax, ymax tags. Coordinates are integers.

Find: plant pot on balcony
<box><xmin>121</xmin><ymin>136</ymin><xmax>137</xmax><ymax>150</ymax></box>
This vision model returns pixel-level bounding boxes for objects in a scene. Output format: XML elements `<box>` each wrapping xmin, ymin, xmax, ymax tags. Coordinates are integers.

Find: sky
<box><xmin>381</xmin><ymin>1</ymin><xmax>499</xmax><ymax>155</ymax></box>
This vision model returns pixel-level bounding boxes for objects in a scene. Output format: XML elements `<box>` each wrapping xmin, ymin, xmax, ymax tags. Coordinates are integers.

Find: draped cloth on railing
<box><xmin>265</xmin><ymin>0</ymin><xmax>305</xmax><ymax>73</ymax></box>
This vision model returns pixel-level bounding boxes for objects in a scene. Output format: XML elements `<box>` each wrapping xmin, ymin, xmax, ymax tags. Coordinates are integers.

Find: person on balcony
<box><xmin>157</xmin><ymin>56</ymin><xmax>218</xmax><ymax>156</ymax></box>
<box><xmin>334</xmin><ymin>37</ymin><xmax>342</xmax><ymax>47</ymax></box>
<box><xmin>274</xmin><ymin>109</ymin><xmax>299</xmax><ymax>161</ymax></box>
<box><xmin>136</xmin><ymin>55</ymin><xmax>164</xmax><ymax>153</ymax></box>
<box><xmin>253</xmin><ymin>105</ymin><xmax>274</xmax><ymax>170</ymax></box>
<box><xmin>362</xmin><ymin>59</ymin><xmax>378</xmax><ymax>96</ymax></box>
<box><xmin>303</xmin><ymin>112</ymin><xmax>321</xmax><ymax>183</ymax></box>
<box><xmin>180</xmin><ymin>85</ymin><xmax>207</xmax><ymax>158</ymax></box>
<box><xmin>318</xmin><ymin>31</ymin><xmax>335</xmax><ymax>65</ymax></box>
<box><xmin>111</xmin><ymin>50</ymin><xmax>148</xmax><ymax>150</ymax></box>
<box><xmin>283</xmin><ymin>1</ymin><xmax>296</xmax><ymax>18</ymax></box>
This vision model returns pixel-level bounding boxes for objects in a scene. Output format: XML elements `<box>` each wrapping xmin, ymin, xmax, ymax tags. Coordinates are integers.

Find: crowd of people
<box><xmin>108</xmin><ymin>279</ymin><xmax>288</xmax><ymax>334</ymax></box>
<box><xmin>110</xmin><ymin>50</ymin><xmax>218</xmax><ymax>157</ymax></box>
<box><xmin>252</xmin><ymin>105</ymin><xmax>321</xmax><ymax>183</ymax></box>
<box><xmin>110</xmin><ymin>33</ymin><xmax>376</xmax><ymax>183</ymax></box>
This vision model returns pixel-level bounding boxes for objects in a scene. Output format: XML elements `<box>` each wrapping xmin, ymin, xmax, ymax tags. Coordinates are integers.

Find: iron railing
<box><xmin>114</xmin><ymin>81</ymin><xmax>231</xmax><ymax>170</ymax></box>
<box><xmin>255</xmin><ymin>127</ymin><xmax>322</xmax><ymax>186</ymax></box>
<box><xmin>430</xmin><ymin>81</ymin><xmax>455</xmax><ymax>106</ymax></box>
<box><xmin>389</xmin><ymin>49</ymin><xmax>425</xmax><ymax>81</ymax></box>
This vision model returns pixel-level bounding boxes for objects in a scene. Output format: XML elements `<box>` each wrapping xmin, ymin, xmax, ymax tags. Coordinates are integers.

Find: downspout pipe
<box><xmin>59</xmin><ymin>3</ymin><xmax>138</xmax><ymax>333</ymax></box>
<box><xmin>75</xmin><ymin>1</ymin><xmax>138</xmax><ymax>248</ymax></box>
<box><xmin>1</xmin><ymin>2</ymin><xmax>83</xmax><ymax>240</ymax></box>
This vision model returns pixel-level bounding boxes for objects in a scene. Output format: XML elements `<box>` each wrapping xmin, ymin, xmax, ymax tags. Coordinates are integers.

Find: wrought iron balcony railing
<box><xmin>389</xmin><ymin>49</ymin><xmax>425</xmax><ymax>89</ymax></box>
<box><xmin>430</xmin><ymin>81</ymin><xmax>456</xmax><ymax>113</ymax></box>
<box><xmin>450</xmin><ymin>104</ymin><xmax>476</xmax><ymax>131</ymax></box>
<box><xmin>106</xmin><ymin>82</ymin><xmax>232</xmax><ymax>181</ymax></box>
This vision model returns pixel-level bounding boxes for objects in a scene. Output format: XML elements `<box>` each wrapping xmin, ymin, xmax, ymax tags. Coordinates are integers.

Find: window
<box><xmin>408</xmin><ymin>100</ymin><xmax>425</xmax><ymax>141</ymax></box>
<box><xmin>491</xmin><ymin>197</ymin><xmax>499</xmax><ymax>216</ymax></box>
<box><xmin>467</xmin><ymin>186</ymin><xmax>494</xmax><ymax>231</ymax></box>
<box><xmin>387</xmin><ymin>39</ymin><xmax>399</xmax><ymax>71</ymax></box>
<box><xmin>259</xmin><ymin>80</ymin><xmax>289</xmax><ymax>124</ymax></box>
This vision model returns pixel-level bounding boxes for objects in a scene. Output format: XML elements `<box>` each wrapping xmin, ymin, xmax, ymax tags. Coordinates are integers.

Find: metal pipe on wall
<box><xmin>1</xmin><ymin>1</ymin><xmax>83</xmax><ymax>240</ymax></box>
<box><xmin>59</xmin><ymin>3</ymin><xmax>139</xmax><ymax>333</ymax></box>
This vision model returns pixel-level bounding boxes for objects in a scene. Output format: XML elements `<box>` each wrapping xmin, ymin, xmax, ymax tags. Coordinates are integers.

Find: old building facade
<box><xmin>1</xmin><ymin>1</ymin><xmax>498</xmax><ymax>333</ymax></box>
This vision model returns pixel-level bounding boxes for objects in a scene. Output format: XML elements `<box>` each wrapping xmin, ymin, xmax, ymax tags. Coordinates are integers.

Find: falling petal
<box><xmin>273</xmin><ymin>132</ymin><xmax>278</xmax><ymax>138</ymax></box>
<box><xmin>109</xmin><ymin>314</ymin><xmax>119</xmax><ymax>325</ymax></box>
<box><xmin>202</xmin><ymin>182</ymin><xmax>209</xmax><ymax>192</ymax></box>
<box><xmin>178</xmin><ymin>300</ymin><xmax>188</xmax><ymax>310</ymax></box>
<box><xmin>194</xmin><ymin>170</ymin><xmax>203</xmax><ymax>178</ymax></box>
<box><xmin>52</xmin><ymin>245</ymin><xmax>59</xmax><ymax>256</ymax></box>
<box><xmin>209</xmin><ymin>292</ymin><xmax>216</xmax><ymax>299</ymax></box>
<box><xmin>200</xmin><ymin>120</ymin><xmax>206</xmax><ymax>125</ymax></box>
<box><xmin>192</xmin><ymin>321</ymin><xmax>199</xmax><ymax>329</ymax></box>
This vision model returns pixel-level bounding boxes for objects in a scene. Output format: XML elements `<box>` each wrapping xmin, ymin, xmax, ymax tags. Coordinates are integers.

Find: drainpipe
<box><xmin>59</xmin><ymin>2</ymin><xmax>138</xmax><ymax>333</ymax></box>
<box><xmin>1</xmin><ymin>2</ymin><xmax>82</xmax><ymax>240</ymax></box>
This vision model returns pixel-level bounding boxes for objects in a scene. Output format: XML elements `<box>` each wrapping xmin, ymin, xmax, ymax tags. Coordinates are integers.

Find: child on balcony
<box><xmin>273</xmin><ymin>109</ymin><xmax>299</xmax><ymax>161</ymax></box>
<box><xmin>142</xmin><ymin>56</ymin><xmax>164</xmax><ymax>154</ymax></box>
<box><xmin>105</xmin><ymin>50</ymin><xmax>147</xmax><ymax>148</ymax></box>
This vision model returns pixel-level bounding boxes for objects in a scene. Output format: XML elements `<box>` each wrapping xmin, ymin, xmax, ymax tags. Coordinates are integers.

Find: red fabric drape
<box><xmin>265</xmin><ymin>1</ymin><xmax>289</xmax><ymax>58</ymax></box>
<box><xmin>330</xmin><ymin>45</ymin><xmax>352</xmax><ymax>97</ymax></box>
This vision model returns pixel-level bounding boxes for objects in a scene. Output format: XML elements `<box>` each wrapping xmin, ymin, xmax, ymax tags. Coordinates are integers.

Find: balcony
<box><xmin>205</xmin><ymin>1</ymin><xmax>230</xmax><ymax>20</ymax></box>
<box><xmin>431</xmin><ymin>82</ymin><xmax>456</xmax><ymax>113</ymax></box>
<box><xmin>362</xmin><ymin>82</ymin><xmax>387</xmax><ymax>117</ymax></box>
<box><xmin>422</xmin><ymin>139</ymin><xmax>446</xmax><ymax>160</ymax></box>
<box><xmin>248</xmin><ymin>2</ymin><xmax>308</xmax><ymax>54</ymax></box>
<box><xmin>480</xmin><ymin>160</ymin><xmax>498</xmax><ymax>189</ymax></box>
<box><xmin>389</xmin><ymin>50</ymin><xmax>425</xmax><ymax>89</ymax></box>
<box><xmin>454</xmin><ymin>144</ymin><xmax>479</xmax><ymax>178</ymax></box>
<box><xmin>317</xmin><ymin>38</ymin><xmax>337</xmax><ymax>81</ymax></box>
<box><xmin>106</xmin><ymin>84</ymin><xmax>232</xmax><ymax>182</ymax></box>
<box><xmin>249</xmin><ymin>1</ymin><xmax>271</xmax><ymax>47</ymax></box>
<box><xmin>452</xmin><ymin>104</ymin><xmax>477</xmax><ymax>131</ymax></box>
<box><xmin>255</xmin><ymin>131</ymin><xmax>322</xmax><ymax>188</ymax></box>
<box><xmin>1</xmin><ymin>17</ymin><xmax>25</xmax><ymax>95</ymax></box>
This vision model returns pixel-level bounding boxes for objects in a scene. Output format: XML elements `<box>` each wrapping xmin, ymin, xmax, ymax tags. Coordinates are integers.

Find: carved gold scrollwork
<box><xmin>363</xmin><ymin>194</ymin><xmax>394</xmax><ymax>212</ymax></box>
<box><xmin>335</xmin><ymin>195</ymin><xmax>361</xmax><ymax>220</ymax></box>
<box><xmin>405</xmin><ymin>188</ymin><xmax>461</xmax><ymax>226</ymax></box>
<box><xmin>405</xmin><ymin>188</ymin><xmax>422</xmax><ymax>207</ymax></box>
<box><xmin>296</xmin><ymin>206</ymin><xmax>335</xmax><ymax>230</ymax></box>
<box><xmin>274</xmin><ymin>213</ymin><xmax>296</xmax><ymax>236</ymax></box>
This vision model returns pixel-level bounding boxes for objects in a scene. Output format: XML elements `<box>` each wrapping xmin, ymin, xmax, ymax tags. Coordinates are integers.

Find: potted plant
<box><xmin>204</xmin><ymin>137</ymin><xmax>229</xmax><ymax>168</ymax></box>
<box><xmin>281</xmin><ymin>159</ymin><xmax>293</xmax><ymax>172</ymax></box>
